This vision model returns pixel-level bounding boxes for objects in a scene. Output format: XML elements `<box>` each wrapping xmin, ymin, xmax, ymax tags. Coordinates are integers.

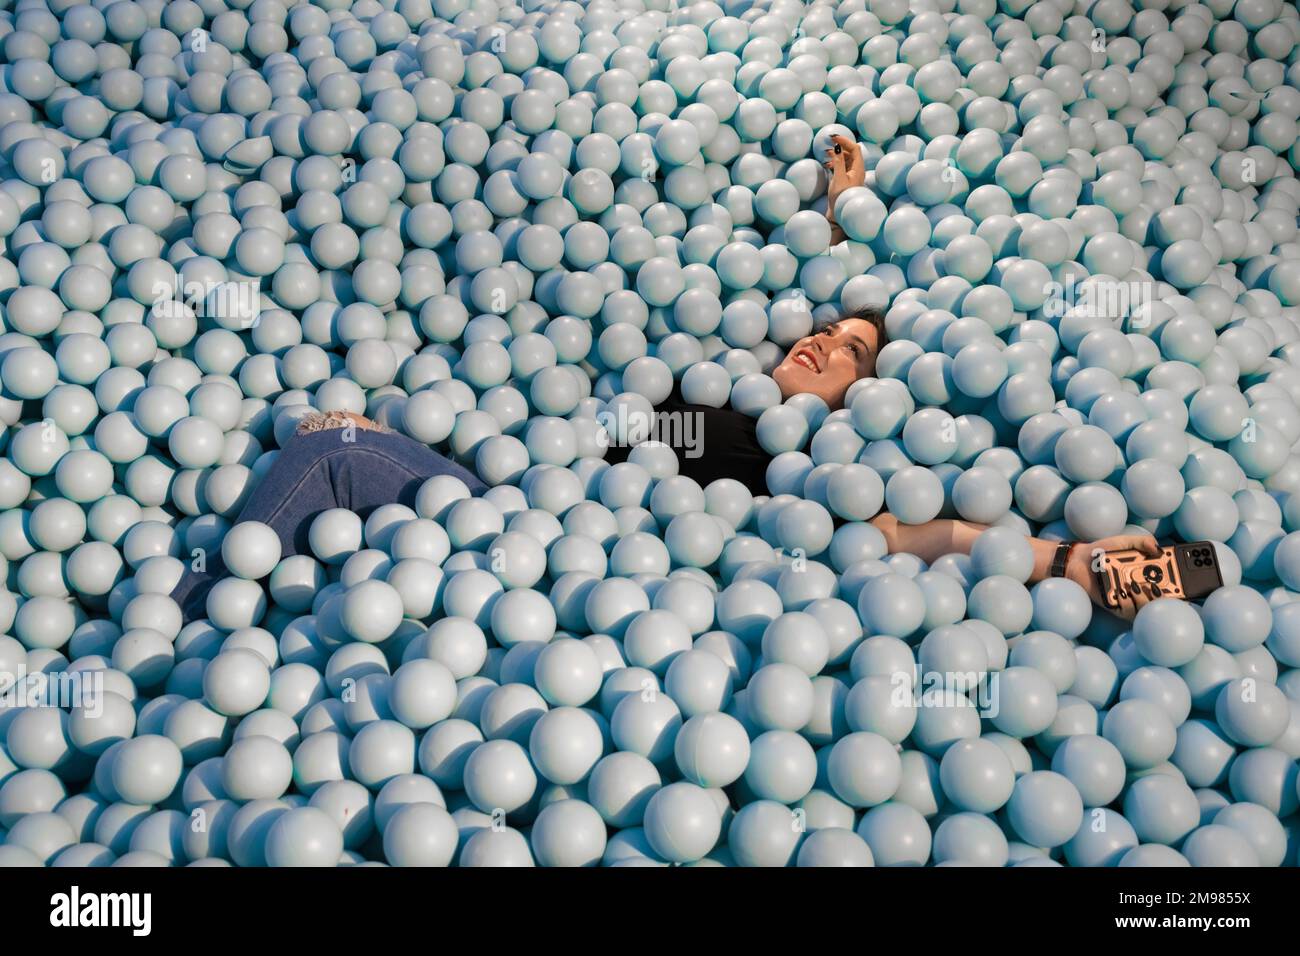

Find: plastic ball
<box><xmin>643</xmin><ymin>782</ymin><xmax>722</xmax><ymax>863</ymax></box>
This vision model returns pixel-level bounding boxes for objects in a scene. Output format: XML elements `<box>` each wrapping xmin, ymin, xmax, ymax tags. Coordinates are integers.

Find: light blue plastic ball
<box><xmin>884</xmin><ymin>466</ymin><xmax>944</xmax><ymax>525</ymax></box>
<box><xmin>1133</xmin><ymin>599</ymin><xmax>1205</xmax><ymax>668</ymax></box>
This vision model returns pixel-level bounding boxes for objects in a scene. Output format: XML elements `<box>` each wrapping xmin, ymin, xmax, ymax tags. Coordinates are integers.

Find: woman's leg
<box><xmin>171</xmin><ymin>423</ymin><xmax>486</xmax><ymax>621</ymax></box>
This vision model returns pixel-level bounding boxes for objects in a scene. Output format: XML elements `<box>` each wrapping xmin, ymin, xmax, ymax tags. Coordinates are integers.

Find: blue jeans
<box><xmin>171</xmin><ymin>427</ymin><xmax>486</xmax><ymax>622</ymax></box>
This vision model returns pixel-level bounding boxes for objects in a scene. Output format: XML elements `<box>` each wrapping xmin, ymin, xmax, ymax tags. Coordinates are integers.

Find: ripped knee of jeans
<box><xmin>295</xmin><ymin>411</ymin><xmax>394</xmax><ymax>436</ymax></box>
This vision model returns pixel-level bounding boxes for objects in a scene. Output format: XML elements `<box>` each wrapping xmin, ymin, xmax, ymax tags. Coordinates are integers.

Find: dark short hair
<box><xmin>841</xmin><ymin>306</ymin><xmax>888</xmax><ymax>354</ymax></box>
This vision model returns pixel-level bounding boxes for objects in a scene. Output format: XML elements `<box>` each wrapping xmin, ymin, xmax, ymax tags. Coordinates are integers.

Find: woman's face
<box><xmin>772</xmin><ymin>317</ymin><xmax>881</xmax><ymax>409</ymax></box>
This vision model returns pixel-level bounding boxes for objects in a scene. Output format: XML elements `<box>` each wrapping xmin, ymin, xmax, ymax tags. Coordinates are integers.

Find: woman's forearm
<box><xmin>868</xmin><ymin>513</ymin><xmax>1061</xmax><ymax>583</ymax></box>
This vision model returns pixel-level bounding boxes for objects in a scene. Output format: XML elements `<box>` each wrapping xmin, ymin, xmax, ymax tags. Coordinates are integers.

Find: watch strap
<box><xmin>1050</xmin><ymin>541</ymin><xmax>1076</xmax><ymax>578</ymax></box>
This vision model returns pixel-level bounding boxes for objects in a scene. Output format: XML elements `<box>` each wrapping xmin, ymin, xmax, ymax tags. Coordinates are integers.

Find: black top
<box><xmin>603</xmin><ymin>387</ymin><xmax>772</xmax><ymax>497</ymax></box>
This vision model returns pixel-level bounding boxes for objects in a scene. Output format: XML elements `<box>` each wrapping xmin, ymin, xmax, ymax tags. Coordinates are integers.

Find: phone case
<box><xmin>1094</xmin><ymin>541</ymin><xmax>1223</xmax><ymax>615</ymax></box>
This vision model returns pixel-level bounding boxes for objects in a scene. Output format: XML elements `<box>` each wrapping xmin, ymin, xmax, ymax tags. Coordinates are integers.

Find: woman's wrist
<box><xmin>1064</xmin><ymin>546</ymin><xmax>1111</xmax><ymax>607</ymax></box>
<box><xmin>1064</xmin><ymin>546</ymin><xmax>1090</xmax><ymax>581</ymax></box>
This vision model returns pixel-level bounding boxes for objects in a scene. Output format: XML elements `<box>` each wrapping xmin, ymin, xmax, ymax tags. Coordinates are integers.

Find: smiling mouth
<box><xmin>793</xmin><ymin>349</ymin><xmax>819</xmax><ymax>373</ymax></box>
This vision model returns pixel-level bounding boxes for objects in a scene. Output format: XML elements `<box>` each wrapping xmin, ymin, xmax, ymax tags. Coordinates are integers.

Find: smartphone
<box><xmin>1094</xmin><ymin>541</ymin><xmax>1224</xmax><ymax>615</ymax></box>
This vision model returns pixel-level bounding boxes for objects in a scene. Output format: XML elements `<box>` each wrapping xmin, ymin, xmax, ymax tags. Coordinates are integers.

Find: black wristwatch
<box><xmin>1050</xmin><ymin>541</ymin><xmax>1078</xmax><ymax>578</ymax></box>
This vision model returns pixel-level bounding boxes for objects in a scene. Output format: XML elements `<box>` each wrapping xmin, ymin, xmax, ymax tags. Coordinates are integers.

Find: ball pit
<box><xmin>0</xmin><ymin>0</ymin><xmax>1298</xmax><ymax>871</ymax></box>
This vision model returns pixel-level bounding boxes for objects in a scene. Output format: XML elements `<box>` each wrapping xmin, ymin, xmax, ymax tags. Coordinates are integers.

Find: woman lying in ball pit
<box><xmin>171</xmin><ymin>301</ymin><xmax>1168</xmax><ymax>626</ymax></box>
